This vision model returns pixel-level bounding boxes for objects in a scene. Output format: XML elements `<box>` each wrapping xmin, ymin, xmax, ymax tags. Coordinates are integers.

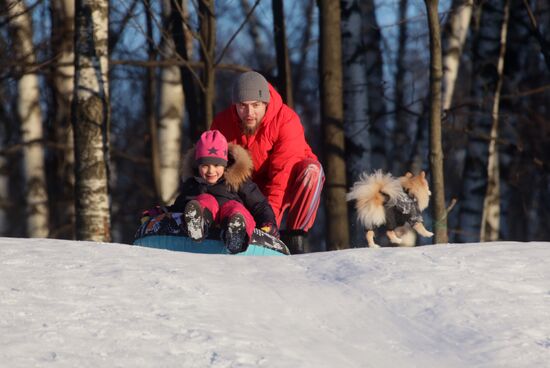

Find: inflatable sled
<box><xmin>134</xmin><ymin>228</ymin><xmax>290</xmax><ymax>256</ymax></box>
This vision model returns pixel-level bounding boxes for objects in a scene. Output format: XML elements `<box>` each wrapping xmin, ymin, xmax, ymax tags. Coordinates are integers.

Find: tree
<box><xmin>391</xmin><ymin>0</ymin><xmax>410</xmax><ymax>175</ymax></box>
<box><xmin>0</xmin><ymin>118</ymin><xmax>7</xmax><ymax>235</ymax></box>
<box><xmin>239</xmin><ymin>0</ymin><xmax>272</xmax><ymax>72</ymax></box>
<box><xmin>6</xmin><ymin>0</ymin><xmax>50</xmax><ymax>237</ymax></box>
<box><xmin>170</xmin><ymin>0</ymin><xmax>201</xmax><ymax>140</ymax></box>
<box><xmin>51</xmin><ymin>0</ymin><xmax>76</xmax><ymax>238</ymax></box>
<box><xmin>319</xmin><ymin>0</ymin><xmax>349</xmax><ymax>250</ymax></box>
<box><xmin>424</xmin><ymin>0</ymin><xmax>448</xmax><ymax>244</ymax></box>
<box><xmin>158</xmin><ymin>0</ymin><xmax>185</xmax><ymax>205</ymax></box>
<box><xmin>72</xmin><ymin>0</ymin><xmax>111</xmax><ymax>241</ymax></box>
<box><xmin>143</xmin><ymin>0</ymin><xmax>162</xmax><ymax>203</ymax></box>
<box><xmin>457</xmin><ymin>0</ymin><xmax>507</xmax><ymax>243</ymax></box>
<box><xmin>272</xmin><ymin>0</ymin><xmax>293</xmax><ymax>107</ymax></box>
<box><xmin>341</xmin><ymin>0</ymin><xmax>371</xmax><ymax>246</ymax></box>
<box><xmin>480</xmin><ymin>0</ymin><xmax>510</xmax><ymax>241</ymax></box>
<box><xmin>360</xmin><ymin>0</ymin><xmax>387</xmax><ymax>171</ymax></box>
<box><xmin>199</xmin><ymin>0</ymin><xmax>215</xmax><ymax>130</ymax></box>
<box><xmin>441</xmin><ymin>0</ymin><xmax>474</xmax><ymax>112</ymax></box>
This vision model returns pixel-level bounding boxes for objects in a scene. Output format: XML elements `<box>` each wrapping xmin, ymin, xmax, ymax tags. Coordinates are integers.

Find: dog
<box><xmin>346</xmin><ymin>170</ymin><xmax>434</xmax><ymax>248</ymax></box>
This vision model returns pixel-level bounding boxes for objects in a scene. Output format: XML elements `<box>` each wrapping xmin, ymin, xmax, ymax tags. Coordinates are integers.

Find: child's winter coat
<box><xmin>168</xmin><ymin>143</ymin><xmax>276</xmax><ymax>227</ymax></box>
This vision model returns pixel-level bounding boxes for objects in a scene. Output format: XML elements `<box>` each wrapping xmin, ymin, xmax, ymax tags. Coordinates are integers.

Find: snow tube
<box><xmin>133</xmin><ymin>229</ymin><xmax>289</xmax><ymax>256</ymax></box>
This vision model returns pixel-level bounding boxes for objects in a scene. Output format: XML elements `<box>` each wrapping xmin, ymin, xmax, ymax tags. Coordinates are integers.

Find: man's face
<box><xmin>235</xmin><ymin>100</ymin><xmax>267</xmax><ymax>135</ymax></box>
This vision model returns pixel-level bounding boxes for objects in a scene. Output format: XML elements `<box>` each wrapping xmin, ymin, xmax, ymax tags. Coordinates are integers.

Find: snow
<box><xmin>1</xmin><ymin>238</ymin><xmax>549</xmax><ymax>368</ymax></box>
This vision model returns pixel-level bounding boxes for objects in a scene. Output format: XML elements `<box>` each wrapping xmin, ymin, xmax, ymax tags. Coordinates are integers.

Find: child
<box><xmin>166</xmin><ymin>130</ymin><xmax>278</xmax><ymax>253</ymax></box>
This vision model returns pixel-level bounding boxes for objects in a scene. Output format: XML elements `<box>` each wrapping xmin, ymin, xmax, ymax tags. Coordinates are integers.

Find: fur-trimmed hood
<box><xmin>181</xmin><ymin>143</ymin><xmax>254</xmax><ymax>192</ymax></box>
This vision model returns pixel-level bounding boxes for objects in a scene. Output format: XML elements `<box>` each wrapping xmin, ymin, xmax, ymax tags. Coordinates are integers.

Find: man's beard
<box><xmin>240</xmin><ymin>120</ymin><xmax>259</xmax><ymax>136</ymax></box>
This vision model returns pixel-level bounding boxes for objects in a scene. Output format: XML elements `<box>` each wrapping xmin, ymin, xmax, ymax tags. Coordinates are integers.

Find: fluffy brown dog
<box><xmin>346</xmin><ymin>170</ymin><xmax>433</xmax><ymax>248</ymax></box>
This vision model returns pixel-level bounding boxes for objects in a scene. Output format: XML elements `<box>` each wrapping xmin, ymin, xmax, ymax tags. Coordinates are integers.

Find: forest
<box><xmin>0</xmin><ymin>0</ymin><xmax>549</xmax><ymax>250</ymax></box>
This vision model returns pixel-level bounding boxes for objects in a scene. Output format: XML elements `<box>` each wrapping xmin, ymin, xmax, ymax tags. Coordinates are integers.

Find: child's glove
<box><xmin>260</xmin><ymin>222</ymin><xmax>280</xmax><ymax>238</ymax></box>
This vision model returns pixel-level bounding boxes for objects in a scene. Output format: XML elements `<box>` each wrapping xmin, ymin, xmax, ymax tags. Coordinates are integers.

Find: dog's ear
<box><xmin>405</xmin><ymin>172</ymin><xmax>413</xmax><ymax>178</ymax></box>
<box><xmin>420</xmin><ymin>171</ymin><xmax>426</xmax><ymax>178</ymax></box>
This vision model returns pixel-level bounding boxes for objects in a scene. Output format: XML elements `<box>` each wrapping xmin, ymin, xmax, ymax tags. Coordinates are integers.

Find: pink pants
<box><xmin>194</xmin><ymin>193</ymin><xmax>256</xmax><ymax>238</ymax></box>
<box><xmin>277</xmin><ymin>159</ymin><xmax>324</xmax><ymax>232</ymax></box>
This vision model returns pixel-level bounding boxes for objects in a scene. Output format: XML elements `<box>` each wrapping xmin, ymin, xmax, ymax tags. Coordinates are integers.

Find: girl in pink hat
<box><xmin>165</xmin><ymin>130</ymin><xmax>278</xmax><ymax>253</ymax></box>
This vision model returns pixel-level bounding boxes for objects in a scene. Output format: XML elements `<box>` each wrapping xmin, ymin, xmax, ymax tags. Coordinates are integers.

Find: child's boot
<box><xmin>224</xmin><ymin>213</ymin><xmax>247</xmax><ymax>254</ymax></box>
<box><xmin>184</xmin><ymin>200</ymin><xmax>212</xmax><ymax>241</ymax></box>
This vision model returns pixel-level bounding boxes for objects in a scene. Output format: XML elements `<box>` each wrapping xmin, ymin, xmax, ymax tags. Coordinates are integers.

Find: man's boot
<box><xmin>281</xmin><ymin>229</ymin><xmax>309</xmax><ymax>254</ymax></box>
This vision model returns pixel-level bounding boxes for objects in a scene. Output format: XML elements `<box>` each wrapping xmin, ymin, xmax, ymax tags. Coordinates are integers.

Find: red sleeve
<box><xmin>264</xmin><ymin>111</ymin><xmax>314</xmax><ymax>218</ymax></box>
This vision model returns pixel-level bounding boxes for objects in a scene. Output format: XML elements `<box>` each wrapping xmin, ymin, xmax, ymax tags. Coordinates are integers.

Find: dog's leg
<box><xmin>413</xmin><ymin>222</ymin><xmax>434</xmax><ymax>237</ymax></box>
<box><xmin>387</xmin><ymin>230</ymin><xmax>402</xmax><ymax>244</ymax></box>
<box><xmin>366</xmin><ymin>230</ymin><xmax>380</xmax><ymax>248</ymax></box>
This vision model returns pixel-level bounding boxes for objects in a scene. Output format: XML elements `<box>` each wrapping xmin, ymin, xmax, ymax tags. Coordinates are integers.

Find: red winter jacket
<box><xmin>211</xmin><ymin>84</ymin><xmax>318</xmax><ymax>221</ymax></box>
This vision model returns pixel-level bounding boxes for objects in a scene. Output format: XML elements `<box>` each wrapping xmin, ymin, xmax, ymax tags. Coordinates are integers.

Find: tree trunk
<box><xmin>293</xmin><ymin>0</ymin><xmax>315</xmax><ymax>99</ymax></box>
<box><xmin>360</xmin><ymin>0</ymin><xmax>387</xmax><ymax>170</ymax></box>
<box><xmin>159</xmin><ymin>0</ymin><xmax>185</xmax><ymax>205</ymax></box>
<box><xmin>240</xmin><ymin>0</ymin><xmax>271</xmax><ymax>72</ymax></box>
<box><xmin>6</xmin><ymin>0</ymin><xmax>50</xmax><ymax>237</ymax></box>
<box><xmin>144</xmin><ymin>0</ymin><xmax>162</xmax><ymax>203</ymax></box>
<box><xmin>480</xmin><ymin>0</ymin><xmax>510</xmax><ymax>242</ymax></box>
<box><xmin>341</xmin><ymin>0</ymin><xmax>371</xmax><ymax>246</ymax></box>
<box><xmin>0</xmin><ymin>84</ymin><xmax>6</xmax><ymax>234</ymax></box>
<box><xmin>442</xmin><ymin>0</ymin><xmax>473</xmax><ymax>112</ymax></box>
<box><xmin>0</xmin><ymin>148</ymin><xmax>7</xmax><ymax>235</ymax></box>
<box><xmin>272</xmin><ymin>0</ymin><xmax>293</xmax><ymax>107</ymax></box>
<box><xmin>73</xmin><ymin>0</ymin><xmax>111</xmax><ymax>242</ymax></box>
<box><xmin>425</xmin><ymin>0</ymin><xmax>448</xmax><ymax>244</ymax></box>
<box><xmin>199</xmin><ymin>0</ymin><xmax>215</xmax><ymax>130</ymax></box>
<box><xmin>391</xmin><ymin>0</ymin><xmax>409</xmax><ymax>175</ymax></box>
<box><xmin>171</xmin><ymin>0</ymin><xmax>201</xmax><ymax>140</ymax></box>
<box><xmin>457</xmin><ymin>1</ymin><xmax>505</xmax><ymax>243</ymax></box>
<box><xmin>50</xmin><ymin>0</ymin><xmax>76</xmax><ymax>239</ymax></box>
<box><xmin>318</xmin><ymin>0</ymin><xmax>349</xmax><ymax>251</ymax></box>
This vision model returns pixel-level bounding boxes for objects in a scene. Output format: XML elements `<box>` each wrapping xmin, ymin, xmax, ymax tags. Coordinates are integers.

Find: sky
<box><xmin>1</xmin><ymin>238</ymin><xmax>549</xmax><ymax>367</ymax></box>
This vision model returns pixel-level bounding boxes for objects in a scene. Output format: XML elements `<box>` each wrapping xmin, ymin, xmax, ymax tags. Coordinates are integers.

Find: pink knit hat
<box><xmin>195</xmin><ymin>130</ymin><xmax>228</xmax><ymax>167</ymax></box>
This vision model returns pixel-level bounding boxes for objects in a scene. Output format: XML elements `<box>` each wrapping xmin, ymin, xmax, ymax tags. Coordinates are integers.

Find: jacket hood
<box><xmin>262</xmin><ymin>83</ymin><xmax>283</xmax><ymax>125</ymax></box>
<box><xmin>181</xmin><ymin>143</ymin><xmax>254</xmax><ymax>192</ymax></box>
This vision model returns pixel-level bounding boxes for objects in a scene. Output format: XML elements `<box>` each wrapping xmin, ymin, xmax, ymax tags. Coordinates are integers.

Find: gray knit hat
<box><xmin>232</xmin><ymin>71</ymin><xmax>270</xmax><ymax>104</ymax></box>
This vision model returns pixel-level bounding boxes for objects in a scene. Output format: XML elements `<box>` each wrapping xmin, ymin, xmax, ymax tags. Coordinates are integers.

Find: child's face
<box><xmin>199</xmin><ymin>164</ymin><xmax>225</xmax><ymax>184</ymax></box>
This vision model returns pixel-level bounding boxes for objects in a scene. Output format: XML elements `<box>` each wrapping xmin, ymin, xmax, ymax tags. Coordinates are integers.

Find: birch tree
<box><xmin>171</xmin><ymin>0</ymin><xmax>200</xmax><ymax>140</ymax></box>
<box><xmin>6</xmin><ymin>0</ymin><xmax>49</xmax><ymax>237</ymax></box>
<box><xmin>480</xmin><ymin>0</ymin><xmax>510</xmax><ymax>242</ymax></box>
<box><xmin>425</xmin><ymin>0</ymin><xmax>448</xmax><ymax>244</ymax></box>
<box><xmin>457</xmin><ymin>1</ymin><xmax>505</xmax><ymax>242</ymax></box>
<box><xmin>51</xmin><ymin>0</ymin><xmax>76</xmax><ymax>238</ymax></box>
<box><xmin>73</xmin><ymin>0</ymin><xmax>111</xmax><ymax>241</ymax></box>
<box><xmin>442</xmin><ymin>0</ymin><xmax>474</xmax><ymax>112</ymax></box>
<box><xmin>158</xmin><ymin>0</ymin><xmax>185</xmax><ymax>205</ymax></box>
<box><xmin>319</xmin><ymin>0</ymin><xmax>349</xmax><ymax>250</ymax></box>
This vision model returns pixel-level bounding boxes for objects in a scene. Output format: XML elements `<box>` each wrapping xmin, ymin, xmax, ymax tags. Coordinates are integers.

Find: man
<box><xmin>210</xmin><ymin>71</ymin><xmax>324</xmax><ymax>253</ymax></box>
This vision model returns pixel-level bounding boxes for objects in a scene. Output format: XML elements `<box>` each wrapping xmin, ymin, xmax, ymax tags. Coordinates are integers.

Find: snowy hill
<box><xmin>1</xmin><ymin>238</ymin><xmax>549</xmax><ymax>368</ymax></box>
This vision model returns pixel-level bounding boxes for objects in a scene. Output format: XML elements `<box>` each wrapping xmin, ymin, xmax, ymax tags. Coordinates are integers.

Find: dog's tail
<box><xmin>346</xmin><ymin>170</ymin><xmax>406</xmax><ymax>229</ymax></box>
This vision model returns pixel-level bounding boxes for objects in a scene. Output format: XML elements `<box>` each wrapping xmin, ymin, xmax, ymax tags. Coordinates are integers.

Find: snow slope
<box><xmin>1</xmin><ymin>238</ymin><xmax>549</xmax><ymax>367</ymax></box>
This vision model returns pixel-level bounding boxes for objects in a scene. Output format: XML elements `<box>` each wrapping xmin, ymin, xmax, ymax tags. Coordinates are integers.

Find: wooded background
<box><xmin>0</xmin><ymin>0</ymin><xmax>548</xmax><ymax>250</ymax></box>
